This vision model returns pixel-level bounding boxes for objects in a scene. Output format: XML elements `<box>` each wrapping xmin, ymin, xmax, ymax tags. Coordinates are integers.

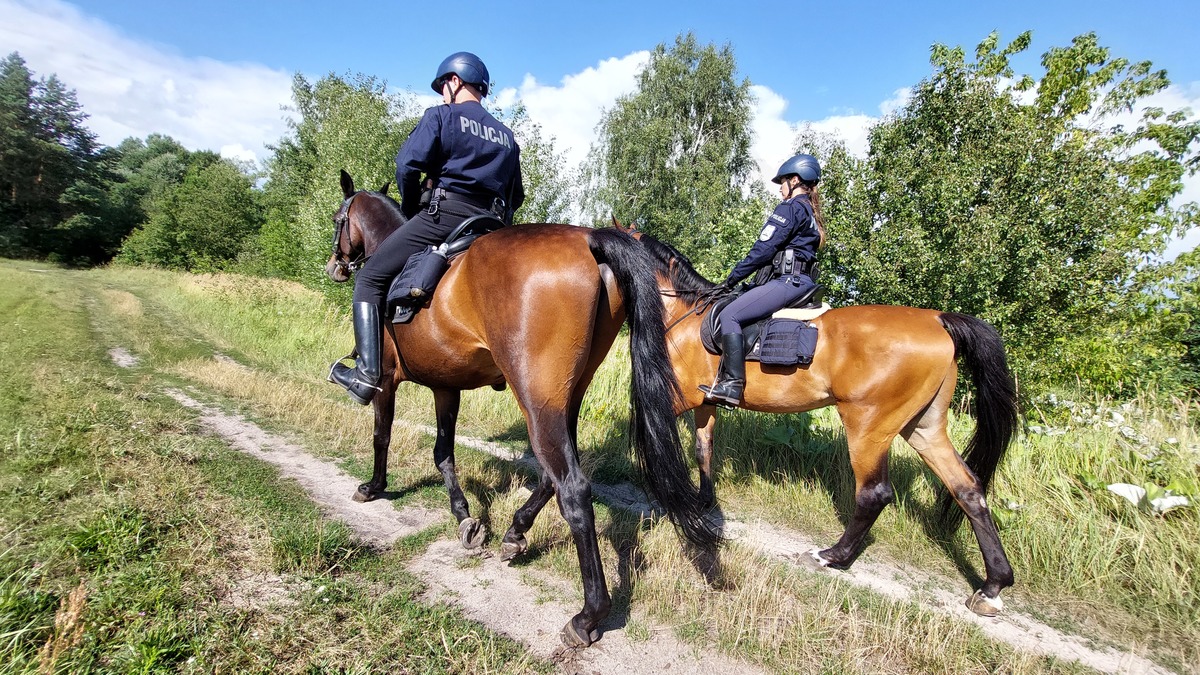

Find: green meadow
<box><xmin>1</xmin><ymin>259</ymin><xmax>1196</xmax><ymax>673</ymax></box>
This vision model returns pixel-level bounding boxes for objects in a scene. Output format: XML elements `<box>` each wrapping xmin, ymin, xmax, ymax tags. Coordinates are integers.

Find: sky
<box><xmin>3</xmin><ymin>0</ymin><xmax>1200</xmax><ymax>249</ymax></box>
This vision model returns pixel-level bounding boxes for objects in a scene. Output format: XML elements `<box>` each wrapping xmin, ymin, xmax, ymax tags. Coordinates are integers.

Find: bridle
<box><xmin>330</xmin><ymin>192</ymin><xmax>367</xmax><ymax>275</ymax></box>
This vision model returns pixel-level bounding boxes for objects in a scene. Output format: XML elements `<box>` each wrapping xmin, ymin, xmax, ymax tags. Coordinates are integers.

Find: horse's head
<box><xmin>325</xmin><ymin>169</ymin><xmax>404</xmax><ymax>283</ymax></box>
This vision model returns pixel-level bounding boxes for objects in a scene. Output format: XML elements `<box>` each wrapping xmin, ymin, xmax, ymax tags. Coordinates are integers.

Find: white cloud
<box><xmin>0</xmin><ymin>0</ymin><xmax>294</xmax><ymax>165</ymax></box>
<box><xmin>494</xmin><ymin>52</ymin><xmax>649</xmax><ymax>175</ymax></box>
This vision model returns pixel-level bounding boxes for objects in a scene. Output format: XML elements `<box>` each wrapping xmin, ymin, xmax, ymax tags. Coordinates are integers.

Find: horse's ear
<box><xmin>379</xmin><ymin>181</ymin><xmax>391</xmax><ymax>196</ymax></box>
<box><xmin>340</xmin><ymin>170</ymin><xmax>355</xmax><ymax>199</ymax></box>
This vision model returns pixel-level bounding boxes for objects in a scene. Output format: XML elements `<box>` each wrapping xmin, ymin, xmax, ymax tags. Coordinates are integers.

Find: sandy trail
<box><xmin>130</xmin><ymin>345</ymin><xmax>1168</xmax><ymax>673</ymax></box>
<box><xmin>163</xmin><ymin>387</ymin><xmax>764</xmax><ymax>674</ymax></box>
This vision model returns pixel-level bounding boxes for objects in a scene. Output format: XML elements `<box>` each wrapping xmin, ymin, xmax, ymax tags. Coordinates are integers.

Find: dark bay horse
<box><xmin>618</xmin><ymin>223</ymin><xmax>1019</xmax><ymax>616</ymax></box>
<box><xmin>325</xmin><ymin>171</ymin><xmax>715</xmax><ymax>646</ymax></box>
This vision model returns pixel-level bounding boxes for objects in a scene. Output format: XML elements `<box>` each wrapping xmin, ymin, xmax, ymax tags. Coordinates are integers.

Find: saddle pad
<box><xmin>773</xmin><ymin>302</ymin><xmax>832</xmax><ymax>321</ymax></box>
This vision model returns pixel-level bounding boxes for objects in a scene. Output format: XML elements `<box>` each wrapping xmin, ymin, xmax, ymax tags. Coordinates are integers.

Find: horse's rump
<box><xmin>397</xmin><ymin>224</ymin><xmax>620</xmax><ymax>385</ymax></box>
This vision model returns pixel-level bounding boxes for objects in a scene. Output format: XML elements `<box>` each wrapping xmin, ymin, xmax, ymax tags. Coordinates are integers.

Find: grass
<box><xmin>2</xmin><ymin>257</ymin><xmax>1196</xmax><ymax>673</ymax></box>
<box><xmin>0</xmin><ymin>259</ymin><xmax>546</xmax><ymax>674</ymax></box>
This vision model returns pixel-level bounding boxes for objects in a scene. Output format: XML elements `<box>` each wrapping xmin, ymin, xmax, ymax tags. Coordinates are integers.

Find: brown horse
<box><xmin>324</xmin><ymin>171</ymin><xmax>715</xmax><ymax>646</ymax></box>
<box><xmin>616</xmin><ymin>222</ymin><xmax>1019</xmax><ymax>616</ymax></box>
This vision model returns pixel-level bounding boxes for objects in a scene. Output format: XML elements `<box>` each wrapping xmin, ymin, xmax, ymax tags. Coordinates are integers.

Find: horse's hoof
<box><xmin>458</xmin><ymin>518</ymin><xmax>486</xmax><ymax>549</ymax></box>
<box><xmin>798</xmin><ymin>548</ymin><xmax>831</xmax><ymax>570</ymax></box>
<box><xmin>965</xmin><ymin>590</ymin><xmax>1003</xmax><ymax>617</ymax></box>
<box><xmin>352</xmin><ymin>484</ymin><xmax>377</xmax><ymax>503</ymax></box>
<box><xmin>560</xmin><ymin>621</ymin><xmax>599</xmax><ymax>648</ymax></box>
<box><xmin>500</xmin><ymin>536</ymin><xmax>528</xmax><ymax>562</ymax></box>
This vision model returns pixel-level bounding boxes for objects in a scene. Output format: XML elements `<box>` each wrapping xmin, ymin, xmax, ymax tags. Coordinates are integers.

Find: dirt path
<box><xmin>132</xmin><ymin>353</ymin><xmax>1170</xmax><ymax>673</ymax></box>
<box><xmin>162</xmin><ymin>386</ymin><xmax>763</xmax><ymax>674</ymax></box>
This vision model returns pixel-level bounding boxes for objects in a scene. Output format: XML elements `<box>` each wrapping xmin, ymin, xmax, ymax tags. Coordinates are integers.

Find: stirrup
<box><xmin>699</xmin><ymin>382</ymin><xmax>742</xmax><ymax>408</ymax></box>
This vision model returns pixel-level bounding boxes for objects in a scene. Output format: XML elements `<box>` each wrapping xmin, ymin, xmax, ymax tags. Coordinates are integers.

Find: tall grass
<box><xmin>13</xmin><ymin>259</ymin><xmax>1195</xmax><ymax>672</ymax></box>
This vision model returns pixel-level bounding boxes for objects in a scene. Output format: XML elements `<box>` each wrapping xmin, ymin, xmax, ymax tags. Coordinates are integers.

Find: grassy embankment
<box><xmin>2</xmin><ymin>258</ymin><xmax>1196</xmax><ymax>673</ymax></box>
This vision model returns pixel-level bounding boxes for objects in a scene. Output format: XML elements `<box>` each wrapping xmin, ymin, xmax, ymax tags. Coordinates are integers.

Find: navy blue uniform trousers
<box><xmin>717</xmin><ymin>274</ymin><xmax>815</xmax><ymax>336</ymax></box>
<box><xmin>351</xmin><ymin>199</ymin><xmax>483</xmax><ymax>311</ymax></box>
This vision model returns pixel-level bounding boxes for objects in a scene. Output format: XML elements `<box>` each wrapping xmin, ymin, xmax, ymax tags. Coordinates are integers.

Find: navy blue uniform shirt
<box><xmin>395</xmin><ymin>101</ymin><xmax>525</xmax><ymax>216</ymax></box>
<box><xmin>726</xmin><ymin>194</ymin><xmax>820</xmax><ymax>284</ymax></box>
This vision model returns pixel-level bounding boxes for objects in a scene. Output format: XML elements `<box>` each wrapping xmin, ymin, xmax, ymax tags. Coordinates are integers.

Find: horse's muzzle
<box><xmin>326</xmin><ymin>256</ymin><xmax>351</xmax><ymax>283</ymax></box>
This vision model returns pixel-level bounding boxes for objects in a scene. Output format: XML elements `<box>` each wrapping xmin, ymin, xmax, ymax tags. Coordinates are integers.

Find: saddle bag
<box><xmin>387</xmin><ymin>245</ymin><xmax>449</xmax><ymax>323</ymax></box>
<box><xmin>757</xmin><ymin>318</ymin><xmax>818</xmax><ymax>366</ymax></box>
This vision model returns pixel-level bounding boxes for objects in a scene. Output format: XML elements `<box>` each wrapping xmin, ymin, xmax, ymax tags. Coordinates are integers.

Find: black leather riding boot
<box><xmin>699</xmin><ymin>332</ymin><xmax>745</xmax><ymax>406</ymax></box>
<box><xmin>328</xmin><ymin>302</ymin><xmax>383</xmax><ymax>405</ymax></box>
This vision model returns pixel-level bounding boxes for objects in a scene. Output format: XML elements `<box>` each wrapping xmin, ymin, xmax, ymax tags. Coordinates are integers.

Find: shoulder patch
<box><xmin>770</xmin><ymin>213</ymin><xmax>787</xmax><ymax>224</ymax></box>
<box><xmin>759</xmin><ymin>224</ymin><xmax>776</xmax><ymax>241</ymax></box>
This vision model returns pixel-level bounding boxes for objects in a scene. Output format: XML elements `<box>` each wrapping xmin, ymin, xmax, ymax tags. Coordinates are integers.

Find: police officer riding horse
<box><xmin>329</xmin><ymin>52</ymin><xmax>525</xmax><ymax>405</ymax></box>
<box><xmin>700</xmin><ymin>153</ymin><xmax>826</xmax><ymax>407</ymax></box>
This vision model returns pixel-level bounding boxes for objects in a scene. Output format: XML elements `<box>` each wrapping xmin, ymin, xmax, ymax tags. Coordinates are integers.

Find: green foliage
<box><xmin>257</xmin><ymin>73</ymin><xmax>418</xmax><ymax>290</ymax></box>
<box><xmin>0</xmin><ymin>52</ymin><xmax>125</xmax><ymax>264</ymax></box>
<box><xmin>823</xmin><ymin>32</ymin><xmax>1200</xmax><ymax>396</ymax></box>
<box><xmin>500</xmin><ymin>102</ymin><xmax>573</xmax><ymax>224</ymax></box>
<box><xmin>118</xmin><ymin>158</ymin><xmax>263</xmax><ymax>271</ymax></box>
<box><xmin>586</xmin><ymin>32</ymin><xmax>759</xmax><ymax>275</ymax></box>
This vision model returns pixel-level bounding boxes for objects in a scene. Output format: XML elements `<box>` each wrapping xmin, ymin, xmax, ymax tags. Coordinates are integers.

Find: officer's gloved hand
<box><xmin>714</xmin><ymin>276</ymin><xmax>738</xmax><ymax>295</ymax></box>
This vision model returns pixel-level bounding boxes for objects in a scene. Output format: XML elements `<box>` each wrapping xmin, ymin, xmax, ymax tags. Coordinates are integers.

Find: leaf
<box><xmin>760</xmin><ymin>425</ymin><xmax>795</xmax><ymax>446</ymax></box>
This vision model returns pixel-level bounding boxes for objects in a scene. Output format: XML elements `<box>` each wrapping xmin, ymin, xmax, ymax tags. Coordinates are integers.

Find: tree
<box><xmin>118</xmin><ymin>158</ymin><xmax>262</xmax><ymax>270</ymax></box>
<box><xmin>825</xmin><ymin>32</ymin><xmax>1200</xmax><ymax>394</ymax></box>
<box><xmin>585</xmin><ymin>32</ymin><xmax>757</xmax><ymax>276</ymax></box>
<box><xmin>0</xmin><ymin>52</ymin><xmax>109</xmax><ymax>262</ymax></box>
<box><xmin>501</xmin><ymin>103</ymin><xmax>572</xmax><ymax>224</ymax></box>
<box><xmin>257</xmin><ymin>73</ymin><xmax>418</xmax><ymax>286</ymax></box>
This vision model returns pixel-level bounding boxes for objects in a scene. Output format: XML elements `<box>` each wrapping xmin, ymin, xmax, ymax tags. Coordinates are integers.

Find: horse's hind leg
<box><xmin>500</xmin><ymin>472</ymin><xmax>554</xmax><ymax>561</ymax></box>
<box><xmin>524</xmin><ymin>406</ymin><xmax>610</xmax><ymax>647</ymax></box>
<box><xmin>354</xmin><ymin>374</ymin><xmax>396</xmax><ymax>502</ymax></box>
<box><xmin>431</xmin><ymin>389</ymin><xmax>485</xmax><ymax>548</ymax></box>
<box><xmin>694</xmin><ymin>404</ymin><xmax>718</xmax><ymax>509</ymax></box>
<box><xmin>902</xmin><ymin>399</ymin><xmax>1014</xmax><ymax>615</ymax></box>
<box><xmin>813</xmin><ymin>404</ymin><xmax>896</xmax><ymax>568</ymax></box>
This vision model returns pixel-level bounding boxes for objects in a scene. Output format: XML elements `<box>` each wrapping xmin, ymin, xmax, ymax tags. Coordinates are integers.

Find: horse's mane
<box><xmin>637</xmin><ymin>233</ymin><xmax>717</xmax><ymax>301</ymax></box>
<box><xmin>363</xmin><ymin>189</ymin><xmax>407</xmax><ymax>223</ymax></box>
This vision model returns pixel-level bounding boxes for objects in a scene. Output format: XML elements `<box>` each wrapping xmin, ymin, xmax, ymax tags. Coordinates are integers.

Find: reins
<box><xmin>661</xmin><ymin>287</ymin><xmax>724</xmax><ymax>334</ymax></box>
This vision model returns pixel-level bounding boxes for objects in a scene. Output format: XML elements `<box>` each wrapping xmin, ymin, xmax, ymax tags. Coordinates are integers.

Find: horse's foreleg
<box><xmin>431</xmin><ymin>389</ymin><xmax>484</xmax><ymax>548</ymax></box>
<box><xmin>353</xmin><ymin>376</ymin><xmax>396</xmax><ymax>502</ymax></box>
<box><xmin>694</xmin><ymin>404</ymin><xmax>718</xmax><ymax>509</ymax></box>
<box><xmin>906</xmin><ymin>429</ymin><xmax>1014</xmax><ymax>615</ymax></box>
<box><xmin>500</xmin><ymin>472</ymin><xmax>555</xmax><ymax>561</ymax></box>
<box><xmin>814</xmin><ymin>442</ymin><xmax>894</xmax><ymax>569</ymax></box>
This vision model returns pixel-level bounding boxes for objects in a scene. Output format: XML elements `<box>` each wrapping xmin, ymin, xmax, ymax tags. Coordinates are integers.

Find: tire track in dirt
<box><xmin>125</xmin><ymin>348</ymin><xmax>1167</xmax><ymax>674</ymax></box>
<box><xmin>161</xmin><ymin>386</ymin><xmax>763</xmax><ymax>675</ymax></box>
<box><xmin>392</xmin><ymin>409</ymin><xmax>1170</xmax><ymax>675</ymax></box>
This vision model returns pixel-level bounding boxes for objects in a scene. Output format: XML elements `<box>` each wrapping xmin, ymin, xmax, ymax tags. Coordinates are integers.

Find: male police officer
<box><xmin>329</xmin><ymin>52</ymin><xmax>525</xmax><ymax>405</ymax></box>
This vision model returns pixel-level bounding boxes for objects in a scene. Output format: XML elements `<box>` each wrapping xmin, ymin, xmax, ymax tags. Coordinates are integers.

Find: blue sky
<box><xmin>52</xmin><ymin>0</ymin><xmax>1200</xmax><ymax>122</ymax></box>
<box><xmin>3</xmin><ymin>0</ymin><xmax>1199</xmax><ymax>251</ymax></box>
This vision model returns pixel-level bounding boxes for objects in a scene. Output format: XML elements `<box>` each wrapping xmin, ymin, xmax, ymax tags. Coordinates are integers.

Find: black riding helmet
<box><xmin>431</xmin><ymin>52</ymin><xmax>490</xmax><ymax>97</ymax></box>
<box><xmin>771</xmin><ymin>153</ymin><xmax>821</xmax><ymax>184</ymax></box>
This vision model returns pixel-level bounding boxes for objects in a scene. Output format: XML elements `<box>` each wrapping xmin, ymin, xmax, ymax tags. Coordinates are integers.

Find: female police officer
<box><xmin>329</xmin><ymin>52</ymin><xmax>525</xmax><ymax>405</ymax></box>
<box><xmin>700</xmin><ymin>153</ymin><xmax>825</xmax><ymax>406</ymax></box>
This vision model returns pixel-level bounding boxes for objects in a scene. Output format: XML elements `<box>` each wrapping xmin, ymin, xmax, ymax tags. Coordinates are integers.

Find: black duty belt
<box><xmin>772</xmin><ymin>248</ymin><xmax>814</xmax><ymax>275</ymax></box>
<box><xmin>430</xmin><ymin>187</ymin><xmax>505</xmax><ymax>215</ymax></box>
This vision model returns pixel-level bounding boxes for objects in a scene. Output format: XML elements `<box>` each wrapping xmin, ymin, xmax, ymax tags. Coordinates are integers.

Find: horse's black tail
<box><xmin>589</xmin><ymin>228</ymin><xmax>720</xmax><ymax>551</ymax></box>
<box><xmin>937</xmin><ymin>312</ymin><xmax>1019</xmax><ymax>529</ymax></box>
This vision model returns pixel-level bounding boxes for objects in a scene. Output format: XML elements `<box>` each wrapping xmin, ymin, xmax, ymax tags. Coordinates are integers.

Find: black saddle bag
<box><xmin>758</xmin><ymin>318</ymin><xmax>818</xmax><ymax>366</ymax></box>
<box><xmin>388</xmin><ymin>245</ymin><xmax>448</xmax><ymax>323</ymax></box>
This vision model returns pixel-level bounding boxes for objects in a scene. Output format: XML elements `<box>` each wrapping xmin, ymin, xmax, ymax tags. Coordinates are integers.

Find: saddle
<box><xmin>387</xmin><ymin>214</ymin><xmax>505</xmax><ymax>323</ymax></box>
<box><xmin>700</xmin><ymin>285</ymin><xmax>830</xmax><ymax>365</ymax></box>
